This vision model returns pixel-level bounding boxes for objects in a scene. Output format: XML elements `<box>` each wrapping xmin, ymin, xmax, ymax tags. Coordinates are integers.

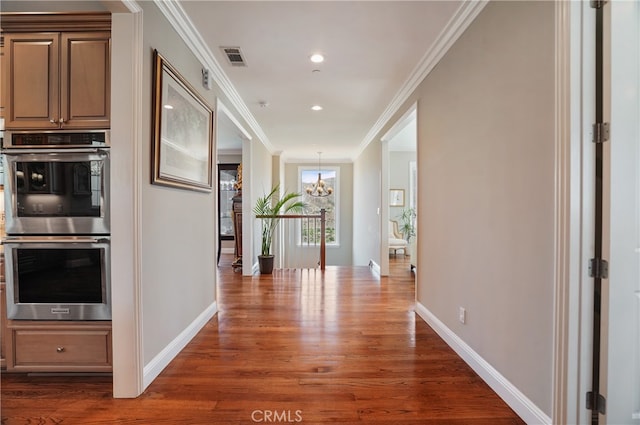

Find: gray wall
<box><xmin>418</xmin><ymin>1</ymin><xmax>555</xmax><ymax>414</ymax></box>
<box><xmin>139</xmin><ymin>2</ymin><xmax>219</xmax><ymax>365</ymax></box>
<box><xmin>361</xmin><ymin>0</ymin><xmax>556</xmax><ymax>416</ymax></box>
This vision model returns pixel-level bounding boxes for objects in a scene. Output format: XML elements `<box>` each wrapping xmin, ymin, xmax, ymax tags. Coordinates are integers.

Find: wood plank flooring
<box><xmin>1</xmin><ymin>255</ymin><xmax>524</xmax><ymax>424</ymax></box>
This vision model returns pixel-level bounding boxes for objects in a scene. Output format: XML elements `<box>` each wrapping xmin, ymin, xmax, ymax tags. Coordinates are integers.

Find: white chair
<box><xmin>389</xmin><ymin>220</ymin><xmax>408</xmax><ymax>256</ymax></box>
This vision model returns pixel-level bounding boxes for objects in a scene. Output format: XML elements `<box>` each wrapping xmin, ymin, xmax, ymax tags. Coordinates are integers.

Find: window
<box><xmin>299</xmin><ymin>166</ymin><xmax>338</xmax><ymax>245</ymax></box>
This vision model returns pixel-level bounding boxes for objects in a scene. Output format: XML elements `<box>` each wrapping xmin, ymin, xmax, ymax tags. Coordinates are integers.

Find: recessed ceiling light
<box><xmin>310</xmin><ymin>54</ymin><xmax>324</xmax><ymax>63</ymax></box>
<box><xmin>311</xmin><ymin>105</ymin><xmax>323</xmax><ymax>111</ymax></box>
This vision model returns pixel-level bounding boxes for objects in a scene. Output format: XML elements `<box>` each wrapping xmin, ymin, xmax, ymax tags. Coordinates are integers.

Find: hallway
<box><xmin>1</xmin><ymin>256</ymin><xmax>523</xmax><ymax>424</ymax></box>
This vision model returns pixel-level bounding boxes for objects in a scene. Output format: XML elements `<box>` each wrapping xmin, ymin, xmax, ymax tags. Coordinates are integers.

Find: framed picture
<box><xmin>390</xmin><ymin>189</ymin><xmax>405</xmax><ymax>207</ymax></box>
<box><xmin>151</xmin><ymin>50</ymin><xmax>214</xmax><ymax>192</ymax></box>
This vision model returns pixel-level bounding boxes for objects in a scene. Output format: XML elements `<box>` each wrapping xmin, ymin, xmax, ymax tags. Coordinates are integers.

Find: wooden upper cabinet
<box><xmin>4</xmin><ymin>31</ymin><xmax>110</xmax><ymax>130</ymax></box>
<box><xmin>4</xmin><ymin>33</ymin><xmax>59</xmax><ymax>129</ymax></box>
<box><xmin>61</xmin><ymin>32</ymin><xmax>110</xmax><ymax>129</ymax></box>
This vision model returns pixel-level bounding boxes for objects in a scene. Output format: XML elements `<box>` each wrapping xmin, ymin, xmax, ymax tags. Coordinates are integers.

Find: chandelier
<box><xmin>305</xmin><ymin>152</ymin><xmax>333</xmax><ymax>197</ymax></box>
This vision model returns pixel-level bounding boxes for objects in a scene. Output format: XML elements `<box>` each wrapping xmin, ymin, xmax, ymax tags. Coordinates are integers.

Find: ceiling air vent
<box><xmin>221</xmin><ymin>46</ymin><xmax>247</xmax><ymax>67</ymax></box>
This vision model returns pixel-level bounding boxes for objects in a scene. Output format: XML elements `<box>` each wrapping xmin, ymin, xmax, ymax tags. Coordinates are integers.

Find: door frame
<box><xmin>552</xmin><ymin>1</ymin><xmax>596</xmax><ymax>423</ymax></box>
<box><xmin>380</xmin><ymin>103</ymin><xmax>417</xmax><ymax>277</ymax></box>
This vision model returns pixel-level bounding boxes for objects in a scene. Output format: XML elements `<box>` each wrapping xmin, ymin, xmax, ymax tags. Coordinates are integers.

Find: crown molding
<box><xmin>153</xmin><ymin>0</ymin><xmax>274</xmax><ymax>154</ymax></box>
<box><xmin>352</xmin><ymin>0</ymin><xmax>489</xmax><ymax>161</ymax></box>
<box><xmin>0</xmin><ymin>11</ymin><xmax>111</xmax><ymax>32</ymax></box>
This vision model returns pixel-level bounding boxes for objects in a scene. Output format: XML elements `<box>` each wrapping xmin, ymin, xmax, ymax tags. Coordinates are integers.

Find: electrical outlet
<box><xmin>458</xmin><ymin>307</ymin><xmax>466</xmax><ymax>324</ymax></box>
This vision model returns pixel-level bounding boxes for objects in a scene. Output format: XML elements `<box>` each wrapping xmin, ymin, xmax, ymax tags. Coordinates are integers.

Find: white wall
<box><xmin>352</xmin><ymin>142</ymin><xmax>382</xmax><ymax>267</ymax></box>
<box><xmin>218</xmin><ymin>153</ymin><xmax>242</xmax><ymax>164</ymax></box>
<box><xmin>247</xmin><ymin>138</ymin><xmax>273</xmax><ymax>273</ymax></box>
<box><xmin>111</xmin><ymin>8</ymin><xmax>143</xmax><ymax>398</ymax></box>
<box><xmin>389</xmin><ymin>151</ymin><xmax>416</xmax><ymax>221</ymax></box>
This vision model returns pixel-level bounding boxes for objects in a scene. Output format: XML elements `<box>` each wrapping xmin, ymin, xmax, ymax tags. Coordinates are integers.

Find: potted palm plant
<box><xmin>397</xmin><ymin>207</ymin><xmax>416</xmax><ymax>243</ymax></box>
<box><xmin>253</xmin><ymin>185</ymin><xmax>305</xmax><ymax>274</ymax></box>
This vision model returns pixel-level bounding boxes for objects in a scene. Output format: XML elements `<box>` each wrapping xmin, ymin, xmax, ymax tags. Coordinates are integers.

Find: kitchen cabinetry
<box><xmin>0</xmin><ymin>14</ymin><xmax>112</xmax><ymax>374</ymax></box>
<box><xmin>3</xmin><ymin>31</ymin><xmax>110</xmax><ymax>130</ymax></box>
<box><xmin>1</xmin><ymin>39</ymin><xmax>5</xmax><ymax>122</ymax></box>
<box><xmin>5</xmin><ymin>321</ymin><xmax>112</xmax><ymax>373</ymax></box>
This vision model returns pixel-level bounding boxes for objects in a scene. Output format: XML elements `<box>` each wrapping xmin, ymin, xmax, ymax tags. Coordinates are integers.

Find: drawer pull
<box><xmin>56</xmin><ymin>347</ymin><xmax>65</xmax><ymax>353</ymax></box>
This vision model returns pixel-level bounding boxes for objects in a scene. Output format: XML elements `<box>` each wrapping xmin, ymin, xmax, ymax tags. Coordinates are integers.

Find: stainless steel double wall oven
<box><xmin>3</xmin><ymin>131</ymin><xmax>111</xmax><ymax>320</ymax></box>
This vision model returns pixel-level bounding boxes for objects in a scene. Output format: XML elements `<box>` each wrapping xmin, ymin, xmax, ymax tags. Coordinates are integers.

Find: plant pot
<box><xmin>258</xmin><ymin>255</ymin><xmax>275</xmax><ymax>274</ymax></box>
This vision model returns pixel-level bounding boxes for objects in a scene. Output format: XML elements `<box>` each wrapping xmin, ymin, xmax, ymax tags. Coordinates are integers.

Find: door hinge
<box><xmin>589</xmin><ymin>258</ymin><xmax>609</xmax><ymax>279</ymax></box>
<box><xmin>586</xmin><ymin>391</ymin><xmax>607</xmax><ymax>414</ymax></box>
<box><xmin>592</xmin><ymin>122</ymin><xmax>610</xmax><ymax>143</ymax></box>
<box><xmin>590</xmin><ymin>0</ymin><xmax>607</xmax><ymax>9</ymax></box>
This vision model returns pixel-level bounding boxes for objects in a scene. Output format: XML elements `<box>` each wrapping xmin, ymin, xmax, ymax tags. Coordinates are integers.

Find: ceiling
<box><xmin>2</xmin><ymin>0</ymin><xmax>466</xmax><ymax>161</ymax></box>
<box><xmin>178</xmin><ymin>1</ymin><xmax>463</xmax><ymax>161</ymax></box>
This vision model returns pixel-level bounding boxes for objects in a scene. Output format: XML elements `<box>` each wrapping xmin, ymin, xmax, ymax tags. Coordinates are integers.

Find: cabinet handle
<box><xmin>56</xmin><ymin>347</ymin><xmax>65</xmax><ymax>353</ymax></box>
<box><xmin>59</xmin><ymin>118</ymin><xmax>65</xmax><ymax>124</ymax></box>
<box><xmin>50</xmin><ymin>119</ymin><xmax>57</xmax><ymax>124</ymax></box>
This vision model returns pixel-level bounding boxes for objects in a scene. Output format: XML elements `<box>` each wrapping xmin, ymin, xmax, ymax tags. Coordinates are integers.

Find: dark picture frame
<box><xmin>151</xmin><ymin>50</ymin><xmax>214</xmax><ymax>192</ymax></box>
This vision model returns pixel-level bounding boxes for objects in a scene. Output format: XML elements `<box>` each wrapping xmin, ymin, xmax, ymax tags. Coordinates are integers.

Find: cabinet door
<box><xmin>1</xmin><ymin>40</ymin><xmax>5</xmax><ymax>121</ymax></box>
<box><xmin>60</xmin><ymin>32</ymin><xmax>110</xmax><ymax>129</ymax></box>
<box><xmin>4</xmin><ymin>33</ymin><xmax>59</xmax><ymax>129</ymax></box>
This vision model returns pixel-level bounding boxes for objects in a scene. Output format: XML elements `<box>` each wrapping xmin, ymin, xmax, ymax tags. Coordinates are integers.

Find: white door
<box><xmin>604</xmin><ymin>1</ymin><xmax>640</xmax><ymax>423</ymax></box>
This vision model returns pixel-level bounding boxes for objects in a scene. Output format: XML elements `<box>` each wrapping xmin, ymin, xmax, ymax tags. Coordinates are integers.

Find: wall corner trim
<box><xmin>415</xmin><ymin>302</ymin><xmax>551</xmax><ymax>425</ymax></box>
<box><xmin>142</xmin><ymin>302</ymin><xmax>218</xmax><ymax>389</ymax></box>
<box><xmin>369</xmin><ymin>260</ymin><xmax>381</xmax><ymax>275</ymax></box>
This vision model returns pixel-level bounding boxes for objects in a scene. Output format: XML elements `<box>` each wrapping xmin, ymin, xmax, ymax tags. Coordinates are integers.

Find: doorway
<box><xmin>383</xmin><ymin>106</ymin><xmax>417</xmax><ymax>277</ymax></box>
<box><xmin>216</xmin><ymin>102</ymin><xmax>249</xmax><ymax>270</ymax></box>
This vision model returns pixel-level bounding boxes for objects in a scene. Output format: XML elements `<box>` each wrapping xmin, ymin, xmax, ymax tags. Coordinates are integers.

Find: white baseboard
<box><xmin>415</xmin><ymin>302</ymin><xmax>551</xmax><ymax>425</ymax></box>
<box><xmin>143</xmin><ymin>301</ymin><xmax>217</xmax><ymax>389</ymax></box>
<box><xmin>368</xmin><ymin>259</ymin><xmax>381</xmax><ymax>275</ymax></box>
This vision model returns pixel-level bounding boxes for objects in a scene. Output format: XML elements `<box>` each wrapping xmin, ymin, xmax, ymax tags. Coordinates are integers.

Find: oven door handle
<box><xmin>2</xmin><ymin>148</ymin><xmax>107</xmax><ymax>155</ymax></box>
<box><xmin>3</xmin><ymin>237</ymin><xmax>109</xmax><ymax>244</ymax></box>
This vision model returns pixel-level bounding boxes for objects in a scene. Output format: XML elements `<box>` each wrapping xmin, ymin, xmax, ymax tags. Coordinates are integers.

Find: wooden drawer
<box><xmin>6</xmin><ymin>322</ymin><xmax>112</xmax><ymax>372</ymax></box>
<box><xmin>15</xmin><ymin>330</ymin><xmax>110</xmax><ymax>365</ymax></box>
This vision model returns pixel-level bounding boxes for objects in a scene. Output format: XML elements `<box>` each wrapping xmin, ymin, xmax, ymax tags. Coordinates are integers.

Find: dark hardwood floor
<box><xmin>1</xmin><ymin>255</ymin><xmax>524</xmax><ymax>424</ymax></box>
